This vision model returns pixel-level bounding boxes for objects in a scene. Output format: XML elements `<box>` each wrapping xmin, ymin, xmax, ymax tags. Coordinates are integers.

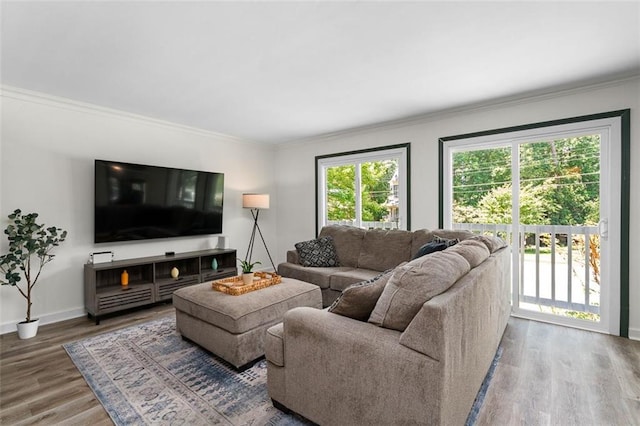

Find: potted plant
<box><xmin>238</xmin><ymin>258</ymin><xmax>261</xmax><ymax>285</ymax></box>
<box><xmin>0</xmin><ymin>209</ymin><xmax>67</xmax><ymax>339</ymax></box>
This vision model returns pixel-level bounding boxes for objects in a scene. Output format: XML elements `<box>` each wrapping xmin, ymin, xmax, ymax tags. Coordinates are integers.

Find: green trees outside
<box><xmin>326</xmin><ymin>164</ymin><xmax>356</xmax><ymax>220</ymax></box>
<box><xmin>454</xmin><ymin>136</ymin><xmax>602</xmax><ymax>322</ymax></box>
<box><xmin>325</xmin><ymin>135</ymin><xmax>600</xmax><ymax>227</ymax></box>
<box><xmin>326</xmin><ymin>160</ymin><xmax>397</xmax><ymax>222</ymax></box>
<box><xmin>452</xmin><ymin>135</ymin><xmax>600</xmax><ymax>226</ymax></box>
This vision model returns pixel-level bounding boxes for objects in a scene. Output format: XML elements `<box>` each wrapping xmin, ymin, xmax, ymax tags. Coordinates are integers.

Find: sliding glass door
<box><xmin>442</xmin><ymin>115</ymin><xmax>624</xmax><ymax>335</ymax></box>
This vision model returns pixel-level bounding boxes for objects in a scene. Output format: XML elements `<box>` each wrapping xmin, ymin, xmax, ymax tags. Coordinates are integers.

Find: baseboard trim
<box><xmin>628</xmin><ymin>327</ymin><xmax>640</xmax><ymax>341</ymax></box>
<box><xmin>1</xmin><ymin>308</ymin><xmax>86</xmax><ymax>335</ymax></box>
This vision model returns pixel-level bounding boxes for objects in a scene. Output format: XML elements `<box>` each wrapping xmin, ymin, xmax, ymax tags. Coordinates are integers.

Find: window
<box><xmin>316</xmin><ymin>144</ymin><xmax>410</xmax><ymax>234</ymax></box>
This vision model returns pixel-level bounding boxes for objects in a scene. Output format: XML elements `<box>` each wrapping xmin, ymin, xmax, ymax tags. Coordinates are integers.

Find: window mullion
<box><xmin>355</xmin><ymin>162</ymin><xmax>362</xmax><ymax>228</ymax></box>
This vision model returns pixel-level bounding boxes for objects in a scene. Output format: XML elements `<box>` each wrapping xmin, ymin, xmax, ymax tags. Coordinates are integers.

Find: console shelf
<box><xmin>84</xmin><ymin>248</ymin><xmax>237</xmax><ymax>324</ymax></box>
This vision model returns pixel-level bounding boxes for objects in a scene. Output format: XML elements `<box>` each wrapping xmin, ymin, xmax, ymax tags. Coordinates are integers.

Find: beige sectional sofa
<box><xmin>278</xmin><ymin>225</ymin><xmax>480</xmax><ymax>307</ymax></box>
<box><xmin>268</xmin><ymin>226</ymin><xmax>511</xmax><ymax>425</ymax></box>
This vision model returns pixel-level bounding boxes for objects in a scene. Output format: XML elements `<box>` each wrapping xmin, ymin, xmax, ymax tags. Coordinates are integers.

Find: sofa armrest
<box><xmin>265</xmin><ymin>323</ymin><xmax>284</xmax><ymax>366</ymax></box>
<box><xmin>286</xmin><ymin>249</ymin><xmax>299</xmax><ymax>264</ymax></box>
<box><xmin>283</xmin><ymin>307</ymin><xmax>406</xmax><ymax>358</ymax></box>
<box><xmin>400</xmin><ymin>247</ymin><xmax>510</xmax><ymax>363</ymax></box>
<box><xmin>278</xmin><ymin>307</ymin><xmax>441</xmax><ymax>425</ymax></box>
<box><xmin>399</xmin><ymin>300</ymin><xmax>446</xmax><ymax>361</ymax></box>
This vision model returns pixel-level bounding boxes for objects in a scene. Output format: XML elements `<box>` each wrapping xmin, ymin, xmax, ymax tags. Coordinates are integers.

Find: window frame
<box><xmin>315</xmin><ymin>143</ymin><xmax>411</xmax><ymax>236</ymax></box>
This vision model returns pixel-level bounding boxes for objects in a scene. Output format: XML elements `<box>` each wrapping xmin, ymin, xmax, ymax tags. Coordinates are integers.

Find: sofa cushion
<box><xmin>368</xmin><ymin>251</ymin><xmax>471</xmax><ymax>331</ymax></box>
<box><xmin>432</xmin><ymin>229</ymin><xmax>476</xmax><ymax>241</ymax></box>
<box><xmin>469</xmin><ymin>234</ymin><xmax>508</xmax><ymax>253</ymax></box>
<box><xmin>319</xmin><ymin>225</ymin><xmax>366</xmax><ymax>267</ymax></box>
<box><xmin>278</xmin><ymin>263</ymin><xmax>356</xmax><ymax>289</ymax></box>
<box><xmin>357</xmin><ymin>229</ymin><xmax>413</xmax><ymax>271</ymax></box>
<box><xmin>330</xmin><ymin>268</ymin><xmax>382</xmax><ymax>292</ymax></box>
<box><xmin>328</xmin><ymin>268</ymin><xmax>395</xmax><ymax>321</ymax></box>
<box><xmin>286</xmin><ymin>249</ymin><xmax>299</xmax><ymax>264</ymax></box>
<box><xmin>447</xmin><ymin>239</ymin><xmax>490</xmax><ymax>268</ymax></box>
<box><xmin>295</xmin><ymin>236</ymin><xmax>340</xmax><ymax>267</ymax></box>
<box><xmin>411</xmin><ymin>229</ymin><xmax>433</xmax><ymax>258</ymax></box>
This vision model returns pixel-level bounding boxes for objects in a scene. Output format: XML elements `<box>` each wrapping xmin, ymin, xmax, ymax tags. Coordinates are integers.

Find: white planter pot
<box><xmin>242</xmin><ymin>272</ymin><xmax>254</xmax><ymax>285</ymax></box>
<box><xmin>17</xmin><ymin>319</ymin><xmax>40</xmax><ymax>339</ymax></box>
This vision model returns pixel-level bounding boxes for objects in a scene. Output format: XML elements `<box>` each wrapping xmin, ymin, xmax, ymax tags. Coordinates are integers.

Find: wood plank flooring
<box><xmin>1</xmin><ymin>307</ymin><xmax>639</xmax><ymax>425</ymax></box>
<box><xmin>476</xmin><ymin>319</ymin><xmax>640</xmax><ymax>426</ymax></box>
<box><xmin>0</xmin><ymin>304</ymin><xmax>174</xmax><ymax>425</ymax></box>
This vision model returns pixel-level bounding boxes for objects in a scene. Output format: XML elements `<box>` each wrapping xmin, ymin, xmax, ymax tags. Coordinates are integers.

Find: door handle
<box><xmin>599</xmin><ymin>219</ymin><xmax>608</xmax><ymax>240</ymax></box>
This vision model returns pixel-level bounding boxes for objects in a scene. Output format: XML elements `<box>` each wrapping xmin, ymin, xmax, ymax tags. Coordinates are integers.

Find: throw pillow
<box><xmin>295</xmin><ymin>236</ymin><xmax>340</xmax><ymax>267</ymax></box>
<box><xmin>447</xmin><ymin>239</ymin><xmax>490</xmax><ymax>268</ymax></box>
<box><xmin>411</xmin><ymin>235</ymin><xmax>458</xmax><ymax>260</ymax></box>
<box><xmin>411</xmin><ymin>241</ymin><xmax>448</xmax><ymax>260</ymax></box>
<box><xmin>368</xmin><ymin>251</ymin><xmax>470</xmax><ymax>331</ymax></box>
<box><xmin>328</xmin><ymin>267</ymin><xmax>397</xmax><ymax>321</ymax></box>
<box><xmin>469</xmin><ymin>235</ymin><xmax>507</xmax><ymax>253</ymax></box>
<box><xmin>432</xmin><ymin>235</ymin><xmax>459</xmax><ymax>247</ymax></box>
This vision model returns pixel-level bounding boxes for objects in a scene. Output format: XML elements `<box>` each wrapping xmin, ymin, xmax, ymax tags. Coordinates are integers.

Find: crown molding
<box><xmin>276</xmin><ymin>72</ymin><xmax>640</xmax><ymax>148</ymax></box>
<box><xmin>0</xmin><ymin>85</ymin><xmax>267</xmax><ymax>148</ymax></box>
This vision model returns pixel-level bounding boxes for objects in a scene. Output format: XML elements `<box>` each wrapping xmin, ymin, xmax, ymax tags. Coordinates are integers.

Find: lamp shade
<box><xmin>243</xmin><ymin>193</ymin><xmax>270</xmax><ymax>209</ymax></box>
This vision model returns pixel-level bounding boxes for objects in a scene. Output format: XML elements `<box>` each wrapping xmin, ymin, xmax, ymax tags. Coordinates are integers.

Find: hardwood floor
<box><xmin>476</xmin><ymin>319</ymin><xmax>640</xmax><ymax>426</ymax></box>
<box><xmin>0</xmin><ymin>304</ymin><xmax>175</xmax><ymax>425</ymax></box>
<box><xmin>1</xmin><ymin>308</ymin><xmax>639</xmax><ymax>425</ymax></box>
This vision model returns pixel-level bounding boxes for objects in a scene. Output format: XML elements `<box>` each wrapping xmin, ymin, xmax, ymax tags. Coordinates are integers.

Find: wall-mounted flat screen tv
<box><xmin>94</xmin><ymin>160</ymin><xmax>224</xmax><ymax>243</ymax></box>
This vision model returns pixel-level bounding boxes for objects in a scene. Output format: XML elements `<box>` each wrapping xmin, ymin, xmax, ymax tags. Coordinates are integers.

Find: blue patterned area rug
<box><xmin>64</xmin><ymin>315</ymin><xmax>497</xmax><ymax>425</ymax></box>
<box><xmin>63</xmin><ymin>316</ymin><xmax>305</xmax><ymax>425</ymax></box>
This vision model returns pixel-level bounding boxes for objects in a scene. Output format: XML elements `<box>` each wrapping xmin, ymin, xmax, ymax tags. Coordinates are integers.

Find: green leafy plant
<box><xmin>0</xmin><ymin>209</ymin><xmax>68</xmax><ymax>323</ymax></box>
<box><xmin>238</xmin><ymin>258</ymin><xmax>261</xmax><ymax>273</ymax></box>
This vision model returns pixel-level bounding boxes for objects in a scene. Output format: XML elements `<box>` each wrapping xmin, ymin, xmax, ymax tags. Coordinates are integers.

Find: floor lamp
<box><xmin>242</xmin><ymin>193</ymin><xmax>276</xmax><ymax>272</ymax></box>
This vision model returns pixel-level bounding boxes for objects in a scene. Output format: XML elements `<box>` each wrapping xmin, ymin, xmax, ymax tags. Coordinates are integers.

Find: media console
<box><xmin>84</xmin><ymin>248</ymin><xmax>237</xmax><ymax>324</ymax></box>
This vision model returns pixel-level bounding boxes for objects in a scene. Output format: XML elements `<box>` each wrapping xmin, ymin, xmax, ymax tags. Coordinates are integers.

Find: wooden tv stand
<box><xmin>84</xmin><ymin>248</ymin><xmax>237</xmax><ymax>324</ymax></box>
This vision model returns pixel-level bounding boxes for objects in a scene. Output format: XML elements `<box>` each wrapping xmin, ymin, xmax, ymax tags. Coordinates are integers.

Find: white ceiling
<box><xmin>2</xmin><ymin>1</ymin><xmax>639</xmax><ymax>144</ymax></box>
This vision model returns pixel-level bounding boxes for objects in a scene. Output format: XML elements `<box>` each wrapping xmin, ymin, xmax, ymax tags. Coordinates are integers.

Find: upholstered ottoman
<box><xmin>173</xmin><ymin>277</ymin><xmax>322</xmax><ymax>370</ymax></box>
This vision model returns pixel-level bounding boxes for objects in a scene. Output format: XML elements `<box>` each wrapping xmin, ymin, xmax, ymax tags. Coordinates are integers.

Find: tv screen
<box><xmin>94</xmin><ymin>160</ymin><xmax>224</xmax><ymax>243</ymax></box>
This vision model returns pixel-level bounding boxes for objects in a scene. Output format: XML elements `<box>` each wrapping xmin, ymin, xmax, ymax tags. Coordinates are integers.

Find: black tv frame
<box><xmin>94</xmin><ymin>160</ymin><xmax>224</xmax><ymax>244</ymax></box>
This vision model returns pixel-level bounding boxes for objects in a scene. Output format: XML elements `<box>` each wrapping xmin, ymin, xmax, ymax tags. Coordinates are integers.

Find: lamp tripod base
<box><xmin>244</xmin><ymin>209</ymin><xmax>276</xmax><ymax>272</ymax></box>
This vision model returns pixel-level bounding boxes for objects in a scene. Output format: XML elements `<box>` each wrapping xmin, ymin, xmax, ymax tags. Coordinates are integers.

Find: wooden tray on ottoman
<box><xmin>211</xmin><ymin>272</ymin><xmax>282</xmax><ymax>295</ymax></box>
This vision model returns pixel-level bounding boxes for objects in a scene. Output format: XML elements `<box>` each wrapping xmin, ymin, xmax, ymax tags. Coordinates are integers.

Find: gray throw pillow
<box><xmin>295</xmin><ymin>236</ymin><xmax>340</xmax><ymax>267</ymax></box>
<box><xmin>328</xmin><ymin>263</ymin><xmax>406</xmax><ymax>321</ymax></box>
<box><xmin>328</xmin><ymin>271</ymin><xmax>392</xmax><ymax>321</ymax></box>
<box><xmin>368</xmin><ymin>251</ymin><xmax>470</xmax><ymax>331</ymax></box>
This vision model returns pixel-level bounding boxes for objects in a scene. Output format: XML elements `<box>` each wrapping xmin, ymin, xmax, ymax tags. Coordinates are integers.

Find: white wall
<box><xmin>274</xmin><ymin>77</ymin><xmax>640</xmax><ymax>340</ymax></box>
<box><xmin>0</xmin><ymin>87</ymin><xmax>277</xmax><ymax>333</ymax></box>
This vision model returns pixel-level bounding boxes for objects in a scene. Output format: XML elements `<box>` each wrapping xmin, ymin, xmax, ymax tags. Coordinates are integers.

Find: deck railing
<box><xmin>453</xmin><ymin>223</ymin><xmax>600</xmax><ymax>316</ymax></box>
<box><xmin>327</xmin><ymin>220</ymin><xmax>400</xmax><ymax>230</ymax></box>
